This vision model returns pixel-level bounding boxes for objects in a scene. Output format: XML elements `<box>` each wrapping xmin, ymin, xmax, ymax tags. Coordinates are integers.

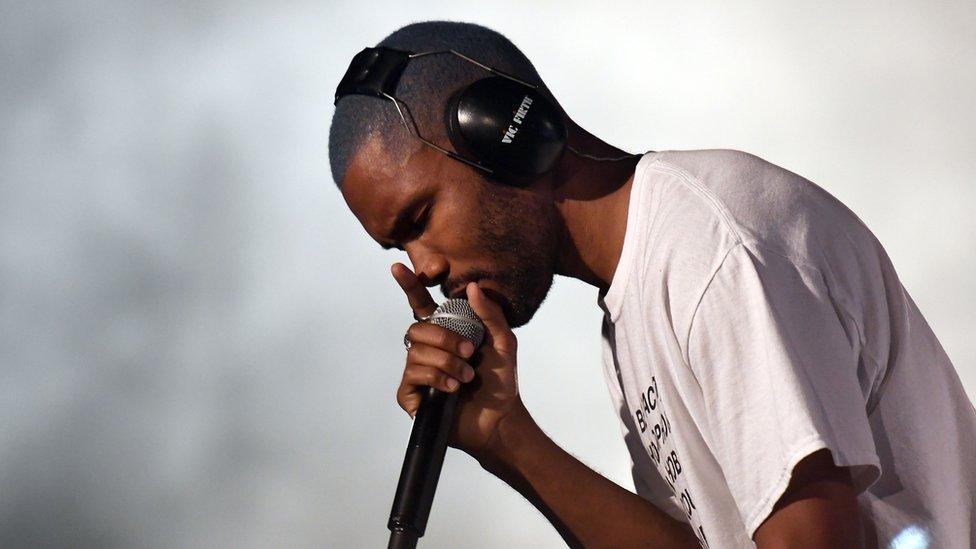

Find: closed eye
<box><xmin>401</xmin><ymin>204</ymin><xmax>431</xmax><ymax>243</ymax></box>
<box><xmin>414</xmin><ymin>204</ymin><xmax>431</xmax><ymax>233</ymax></box>
<box><xmin>382</xmin><ymin>203</ymin><xmax>431</xmax><ymax>251</ymax></box>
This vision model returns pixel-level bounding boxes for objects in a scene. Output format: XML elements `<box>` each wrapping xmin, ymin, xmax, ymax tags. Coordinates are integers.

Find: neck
<box><xmin>548</xmin><ymin>123</ymin><xmax>642</xmax><ymax>291</ymax></box>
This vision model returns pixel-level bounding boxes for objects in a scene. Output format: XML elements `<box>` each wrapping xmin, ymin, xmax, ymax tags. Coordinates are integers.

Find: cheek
<box><xmin>437</xmin><ymin>180</ymin><xmax>547</xmax><ymax>275</ymax></box>
<box><xmin>433</xmin><ymin>186</ymin><xmax>490</xmax><ymax>250</ymax></box>
<box><xmin>430</xmin><ymin>205</ymin><xmax>477</xmax><ymax>252</ymax></box>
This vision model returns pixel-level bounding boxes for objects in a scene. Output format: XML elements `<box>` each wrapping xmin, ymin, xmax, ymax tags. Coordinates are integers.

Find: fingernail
<box><xmin>459</xmin><ymin>341</ymin><xmax>474</xmax><ymax>358</ymax></box>
<box><xmin>447</xmin><ymin>378</ymin><xmax>460</xmax><ymax>391</ymax></box>
<box><xmin>463</xmin><ymin>365</ymin><xmax>475</xmax><ymax>382</ymax></box>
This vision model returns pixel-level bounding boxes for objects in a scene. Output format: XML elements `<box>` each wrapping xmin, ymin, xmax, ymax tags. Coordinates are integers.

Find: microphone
<box><xmin>388</xmin><ymin>298</ymin><xmax>485</xmax><ymax>549</ymax></box>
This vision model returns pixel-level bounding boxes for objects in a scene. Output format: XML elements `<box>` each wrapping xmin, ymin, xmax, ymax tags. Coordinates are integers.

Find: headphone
<box><xmin>334</xmin><ymin>46</ymin><xmax>639</xmax><ymax>186</ymax></box>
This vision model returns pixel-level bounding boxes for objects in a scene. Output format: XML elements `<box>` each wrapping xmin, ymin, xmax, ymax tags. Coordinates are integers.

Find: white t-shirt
<box><xmin>598</xmin><ymin>149</ymin><xmax>976</xmax><ymax>548</ymax></box>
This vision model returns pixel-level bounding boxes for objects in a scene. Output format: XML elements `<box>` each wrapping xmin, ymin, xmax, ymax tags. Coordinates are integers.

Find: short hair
<box><xmin>328</xmin><ymin>21</ymin><xmax>558</xmax><ymax>188</ymax></box>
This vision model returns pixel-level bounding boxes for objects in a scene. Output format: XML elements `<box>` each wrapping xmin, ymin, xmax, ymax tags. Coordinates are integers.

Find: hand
<box><xmin>391</xmin><ymin>262</ymin><xmax>525</xmax><ymax>461</ymax></box>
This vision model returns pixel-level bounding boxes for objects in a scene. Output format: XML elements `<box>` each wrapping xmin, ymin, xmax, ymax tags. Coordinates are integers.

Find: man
<box><xmin>330</xmin><ymin>21</ymin><xmax>976</xmax><ymax>548</ymax></box>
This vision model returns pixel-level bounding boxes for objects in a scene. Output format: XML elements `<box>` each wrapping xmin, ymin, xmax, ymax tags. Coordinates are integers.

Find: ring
<box><xmin>405</xmin><ymin>312</ymin><xmax>432</xmax><ymax>350</ymax></box>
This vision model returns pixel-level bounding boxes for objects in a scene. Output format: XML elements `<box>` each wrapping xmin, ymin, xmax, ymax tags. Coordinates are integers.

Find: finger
<box><xmin>407</xmin><ymin>322</ymin><xmax>476</xmax><ymax>360</ymax></box>
<box><xmin>466</xmin><ymin>282</ymin><xmax>516</xmax><ymax>355</ymax></box>
<box><xmin>406</xmin><ymin>343</ymin><xmax>476</xmax><ymax>383</ymax></box>
<box><xmin>391</xmin><ymin>263</ymin><xmax>437</xmax><ymax>318</ymax></box>
<box><xmin>398</xmin><ymin>364</ymin><xmax>462</xmax><ymax>411</ymax></box>
<box><xmin>396</xmin><ymin>380</ymin><xmax>422</xmax><ymax>419</ymax></box>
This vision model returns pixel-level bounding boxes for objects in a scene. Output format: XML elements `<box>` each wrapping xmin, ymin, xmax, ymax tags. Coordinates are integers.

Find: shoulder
<box><xmin>653</xmin><ymin>148</ymin><xmax>770</xmax><ymax>174</ymax></box>
<box><xmin>644</xmin><ymin>149</ymin><xmax>818</xmax><ymax>241</ymax></box>
<box><xmin>651</xmin><ymin>149</ymin><xmax>827</xmax><ymax>224</ymax></box>
<box><xmin>651</xmin><ymin>149</ymin><xmax>869</xmax><ymax>268</ymax></box>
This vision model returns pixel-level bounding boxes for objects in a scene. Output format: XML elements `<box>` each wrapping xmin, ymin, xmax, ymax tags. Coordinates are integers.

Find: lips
<box><xmin>448</xmin><ymin>289</ymin><xmax>468</xmax><ymax>300</ymax></box>
<box><xmin>445</xmin><ymin>280</ymin><xmax>482</xmax><ymax>300</ymax></box>
<box><xmin>445</xmin><ymin>280</ymin><xmax>510</xmax><ymax>315</ymax></box>
<box><xmin>445</xmin><ymin>279</ymin><xmax>500</xmax><ymax>302</ymax></box>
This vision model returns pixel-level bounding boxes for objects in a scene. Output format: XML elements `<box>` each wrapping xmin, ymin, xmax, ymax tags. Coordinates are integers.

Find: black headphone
<box><xmin>334</xmin><ymin>46</ymin><xmax>637</xmax><ymax>186</ymax></box>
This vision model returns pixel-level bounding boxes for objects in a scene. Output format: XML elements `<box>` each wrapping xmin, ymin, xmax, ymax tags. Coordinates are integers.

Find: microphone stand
<box><xmin>387</xmin><ymin>386</ymin><xmax>460</xmax><ymax>549</ymax></box>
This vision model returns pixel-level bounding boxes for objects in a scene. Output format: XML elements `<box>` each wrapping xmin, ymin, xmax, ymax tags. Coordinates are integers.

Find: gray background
<box><xmin>1</xmin><ymin>1</ymin><xmax>973</xmax><ymax>547</ymax></box>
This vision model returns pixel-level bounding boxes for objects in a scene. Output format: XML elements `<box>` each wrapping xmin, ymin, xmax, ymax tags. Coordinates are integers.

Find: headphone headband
<box><xmin>334</xmin><ymin>47</ymin><xmax>412</xmax><ymax>105</ymax></box>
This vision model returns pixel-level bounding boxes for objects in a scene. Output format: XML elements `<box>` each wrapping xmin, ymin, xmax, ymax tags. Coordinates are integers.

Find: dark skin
<box><xmin>341</xmin><ymin>120</ymin><xmax>867</xmax><ymax>546</ymax></box>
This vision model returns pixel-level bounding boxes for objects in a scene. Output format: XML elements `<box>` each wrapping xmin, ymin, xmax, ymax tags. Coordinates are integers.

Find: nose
<box><xmin>405</xmin><ymin>243</ymin><xmax>449</xmax><ymax>289</ymax></box>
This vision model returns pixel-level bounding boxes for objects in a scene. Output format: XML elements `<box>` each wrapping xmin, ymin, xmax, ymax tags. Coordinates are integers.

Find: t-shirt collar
<box><xmin>598</xmin><ymin>151</ymin><xmax>659</xmax><ymax>322</ymax></box>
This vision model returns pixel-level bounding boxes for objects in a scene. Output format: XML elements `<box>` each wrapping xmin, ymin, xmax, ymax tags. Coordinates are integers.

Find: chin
<box><xmin>490</xmin><ymin>285</ymin><xmax>551</xmax><ymax>329</ymax></box>
<box><xmin>476</xmin><ymin>286</ymin><xmax>516</xmax><ymax>323</ymax></box>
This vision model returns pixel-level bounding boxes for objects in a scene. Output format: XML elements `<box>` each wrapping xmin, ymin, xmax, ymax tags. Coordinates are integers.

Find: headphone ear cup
<box><xmin>448</xmin><ymin>77</ymin><xmax>567</xmax><ymax>180</ymax></box>
<box><xmin>446</xmin><ymin>87</ymin><xmax>515</xmax><ymax>187</ymax></box>
<box><xmin>445</xmin><ymin>88</ymin><xmax>476</xmax><ymax>161</ymax></box>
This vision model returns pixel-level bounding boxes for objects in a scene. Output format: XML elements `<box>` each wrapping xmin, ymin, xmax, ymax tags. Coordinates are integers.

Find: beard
<box><xmin>442</xmin><ymin>181</ymin><xmax>559</xmax><ymax>328</ymax></box>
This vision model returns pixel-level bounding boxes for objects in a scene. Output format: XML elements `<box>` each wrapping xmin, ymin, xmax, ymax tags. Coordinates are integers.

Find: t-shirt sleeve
<box><xmin>686</xmin><ymin>243</ymin><xmax>881</xmax><ymax>537</ymax></box>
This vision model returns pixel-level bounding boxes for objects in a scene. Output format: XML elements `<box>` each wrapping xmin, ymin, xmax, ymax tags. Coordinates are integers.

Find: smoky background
<box><xmin>1</xmin><ymin>1</ymin><xmax>973</xmax><ymax>547</ymax></box>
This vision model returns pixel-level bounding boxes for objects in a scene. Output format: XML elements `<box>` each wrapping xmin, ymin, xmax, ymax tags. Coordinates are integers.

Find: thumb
<box><xmin>466</xmin><ymin>282</ymin><xmax>516</xmax><ymax>355</ymax></box>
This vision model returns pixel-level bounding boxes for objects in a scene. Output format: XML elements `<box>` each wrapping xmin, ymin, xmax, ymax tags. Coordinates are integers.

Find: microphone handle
<box><xmin>387</xmin><ymin>385</ymin><xmax>460</xmax><ymax>548</ymax></box>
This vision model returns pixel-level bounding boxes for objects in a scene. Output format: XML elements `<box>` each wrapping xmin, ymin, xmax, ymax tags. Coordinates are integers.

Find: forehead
<box><xmin>340</xmin><ymin>136</ymin><xmax>428</xmax><ymax>239</ymax></box>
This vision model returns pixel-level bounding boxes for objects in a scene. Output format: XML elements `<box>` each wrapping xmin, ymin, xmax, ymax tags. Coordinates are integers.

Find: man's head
<box><xmin>331</xmin><ymin>21</ymin><xmax>564</xmax><ymax>327</ymax></box>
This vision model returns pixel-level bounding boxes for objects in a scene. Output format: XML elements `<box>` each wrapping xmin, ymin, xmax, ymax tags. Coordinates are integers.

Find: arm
<box><xmin>391</xmin><ymin>263</ymin><xmax>697</xmax><ymax>548</ymax></box>
<box><xmin>754</xmin><ymin>449</ymin><xmax>868</xmax><ymax>548</ymax></box>
<box><xmin>480</xmin><ymin>402</ymin><xmax>698</xmax><ymax>548</ymax></box>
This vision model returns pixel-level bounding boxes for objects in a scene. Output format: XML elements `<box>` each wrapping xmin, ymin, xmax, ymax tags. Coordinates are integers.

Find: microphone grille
<box><xmin>430</xmin><ymin>298</ymin><xmax>485</xmax><ymax>348</ymax></box>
